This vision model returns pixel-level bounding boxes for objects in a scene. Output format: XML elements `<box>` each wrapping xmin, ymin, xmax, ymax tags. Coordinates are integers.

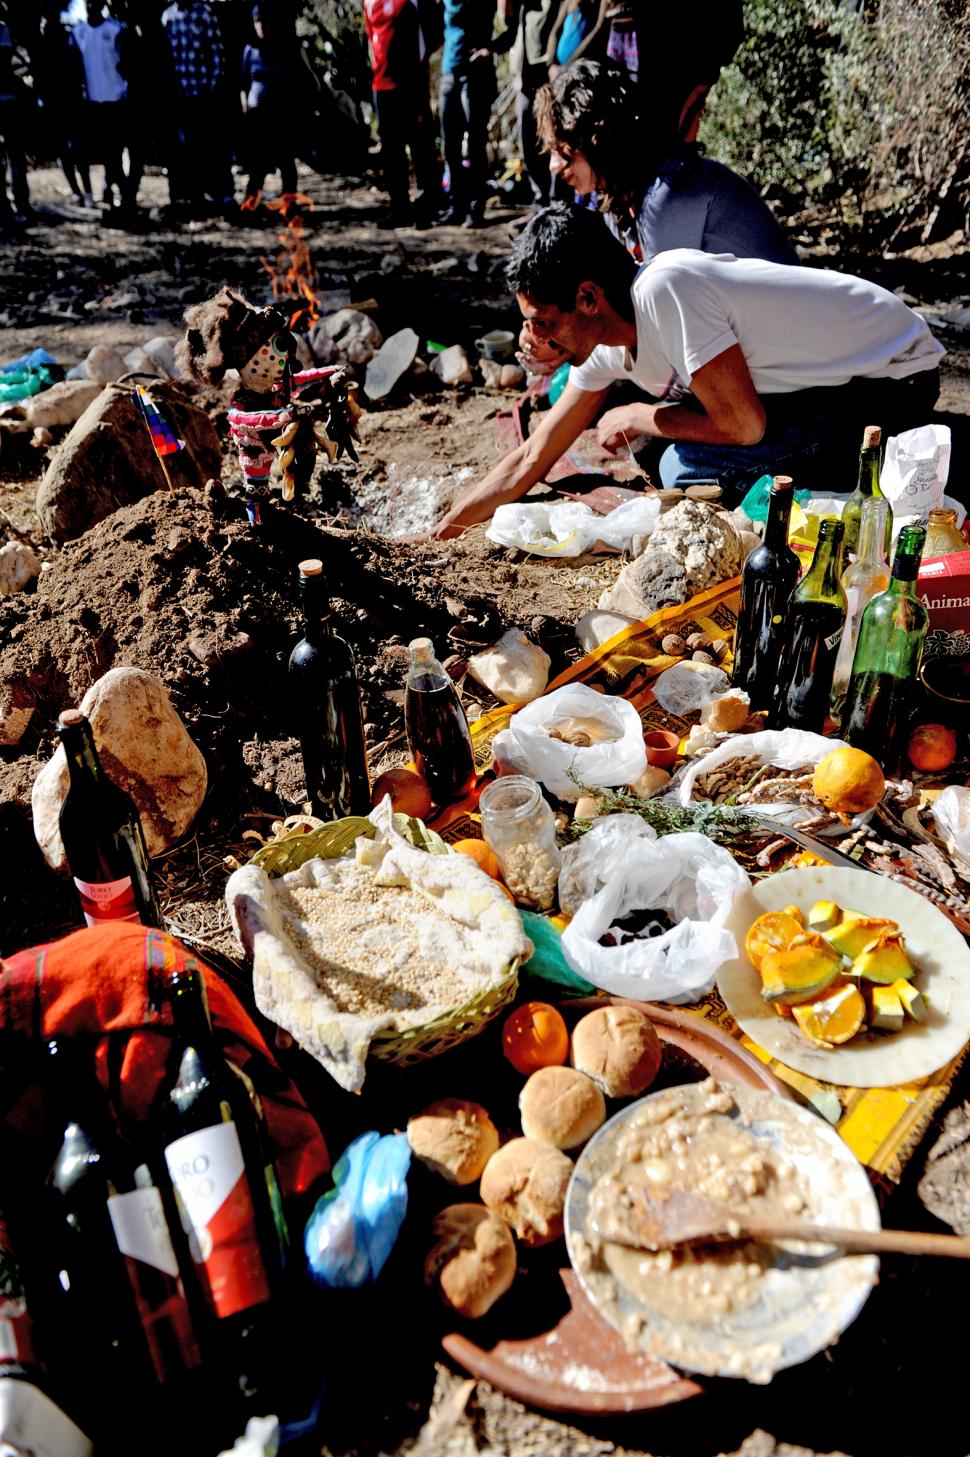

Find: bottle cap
<box><xmin>58</xmin><ymin>708</ymin><xmax>85</xmax><ymax>728</ymax></box>
<box><xmin>862</xmin><ymin>425</ymin><xmax>881</xmax><ymax>449</ymax></box>
<box><xmin>298</xmin><ymin>559</ymin><xmax>323</xmax><ymax>577</ymax></box>
<box><xmin>771</xmin><ymin>475</ymin><xmax>794</xmax><ymax>493</ymax></box>
<box><xmin>408</xmin><ymin>637</ymin><xmax>434</xmax><ymax>656</ymax></box>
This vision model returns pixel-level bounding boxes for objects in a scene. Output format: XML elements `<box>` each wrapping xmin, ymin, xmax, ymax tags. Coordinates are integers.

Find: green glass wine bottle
<box><xmin>770</xmin><ymin>518</ymin><xmax>847</xmax><ymax>733</ymax></box>
<box><xmin>840</xmin><ymin>425</ymin><xmax>892</xmax><ymax>560</ymax></box>
<box><xmin>840</xmin><ymin>524</ymin><xmax>928</xmax><ymax>769</ymax></box>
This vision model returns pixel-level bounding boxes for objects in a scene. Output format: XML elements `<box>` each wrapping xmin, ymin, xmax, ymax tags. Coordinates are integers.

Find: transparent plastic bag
<box><xmin>672</xmin><ymin>728</ymin><xmax>847</xmax><ymax>818</ymax></box>
<box><xmin>486</xmin><ymin>497</ymin><xmax>659</xmax><ymax>557</ymax></box>
<box><xmin>491</xmin><ymin>683</ymin><xmax>647</xmax><ymax>800</ymax></box>
<box><xmin>304</xmin><ymin>1132</ymin><xmax>410</xmax><ymax>1288</ymax></box>
<box><xmin>559</xmin><ymin>816</ymin><xmax>750</xmax><ymax>1002</ymax></box>
<box><xmin>932</xmin><ymin>786</ymin><xmax>970</xmax><ymax>865</ymax></box>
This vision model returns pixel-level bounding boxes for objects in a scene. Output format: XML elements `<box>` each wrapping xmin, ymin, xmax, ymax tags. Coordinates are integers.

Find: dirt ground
<box><xmin>2</xmin><ymin>161</ymin><xmax>970</xmax><ymax>1457</ymax></box>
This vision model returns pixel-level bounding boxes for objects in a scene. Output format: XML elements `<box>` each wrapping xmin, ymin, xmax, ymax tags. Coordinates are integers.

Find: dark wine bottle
<box><xmin>57</xmin><ymin>709</ymin><xmax>162</xmax><ymax>929</ymax></box>
<box><xmin>770</xmin><ymin>518</ymin><xmax>847</xmax><ymax>733</ymax></box>
<box><xmin>43</xmin><ymin>1038</ymin><xmax>198</xmax><ymax>1407</ymax></box>
<box><xmin>731</xmin><ymin>475</ymin><xmax>801</xmax><ymax>710</ymax></box>
<box><xmin>841</xmin><ymin>524</ymin><xmax>929</xmax><ymax>769</ymax></box>
<box><xmin>288</xmin><ymin>558</ymin><xmax>371</xmax><ymax>821</ymax></box>
<box><xmin>840</xmin><ymin>425</ymin><xmax>892</xmax><ymax>560</ymax></box>
<box><xmin>160</xmin><ymin>964</ymin><xmax>287</xmax><ymax>1406</ymax></box>
<box><xmin>404</xmin><ymin>637</ymin><xmax>476</xmax><ymax>806</ymax></box>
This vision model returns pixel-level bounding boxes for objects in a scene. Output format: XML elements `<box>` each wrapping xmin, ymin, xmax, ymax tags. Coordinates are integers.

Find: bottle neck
<box><xmin>888</xmin><ymin>528</ymin><xmax>925</xmax><ymax>592</ymax></box>
<box><xmin>763</xmin><ymin>487</ymin><xmax>794</xmax><ymax>550</ymax></box>
<box><xmin>299</xmin><ymin>574</ymin><xmax>332</xmax><ymax>643</ymax></box>
<box><xmin>856</xmin><ymin>501</ymin><xmax>888</xmax><ymax>567</ymax></box>
<box><xmin>60</xmin><ymin>718</ymin><xmax>105</xmax><ymax>789</ymax></box>
<box><xmin>856</xmin><ymin>444</ymin><xmax>881</xmax><ymax>499</ymax></box>
<box><xmin>804</xmin><ymin>528</ymin><xmax>843</xmax><ymax>597</ymax></box>
<box><xmin>167</xmin><ymin>969</ymin><xmax>215</xmax><ymax>1058</ymax></box>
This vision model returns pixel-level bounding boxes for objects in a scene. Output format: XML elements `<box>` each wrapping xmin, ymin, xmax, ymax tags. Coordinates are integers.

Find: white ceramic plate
<box><xmin>565</xmin><ymin>1083</ymin><xmax>880</xmax><ymax>1383</ymax></box>
<box><xmin>717</xmin><ymin>865</ymin><xmax>970</xmax><ymax>1087</ymax></box>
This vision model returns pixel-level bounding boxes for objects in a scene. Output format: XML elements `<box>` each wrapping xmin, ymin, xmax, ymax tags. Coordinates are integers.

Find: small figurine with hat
<box><xmin>176</xmin><ymin>286</ymin><xmax>360</xmax><ymax>522</ymax></box>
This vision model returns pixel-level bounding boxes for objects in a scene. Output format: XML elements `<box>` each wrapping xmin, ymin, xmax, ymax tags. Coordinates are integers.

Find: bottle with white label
<box><xmin>42</xmin><ymin>1038</ymin><xmax>200</xmax><ymax>1440</ymax></box>
<box><xmin>161</xmin><ymin>965</ymin><xmax>287</xmax><ymax>1407</ymax></box>
<box><xmin>56</xmin><ymin>710</ymin><xmax>162</xmax><ymax>930</ymax></box>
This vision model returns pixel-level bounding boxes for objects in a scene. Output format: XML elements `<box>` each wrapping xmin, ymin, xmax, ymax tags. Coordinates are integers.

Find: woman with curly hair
<box><xmin>533</xmin><ymin>59</ymin><xmax>797</xmax><ymax>266</ymax></box>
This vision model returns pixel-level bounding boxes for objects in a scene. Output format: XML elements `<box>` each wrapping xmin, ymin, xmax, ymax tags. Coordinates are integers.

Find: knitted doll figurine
<box><xmin>176</xmin><ymin>286</ymin><xmax>359</xmax><ymax>521</ymax></box>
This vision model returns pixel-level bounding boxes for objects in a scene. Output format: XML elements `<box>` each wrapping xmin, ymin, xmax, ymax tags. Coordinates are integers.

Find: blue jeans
<box><xmin>659</xmin><ymin>369</ymin><xmax>941</xmax><ymax>504</ymax></box>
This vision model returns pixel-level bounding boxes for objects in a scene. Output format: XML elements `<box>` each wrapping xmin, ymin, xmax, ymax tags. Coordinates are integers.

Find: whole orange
<box><xmin>907</xmin><ymin>723</ymin><xmax>958</xmax><ymax>773</ymax></box>
<box><xmin>451</xmin><ymin>838</ymin><xmax>502</xmax><ymax>880</ymax></box>
<box><xmin>812</xmin><ymin>746</ymin><xmax>885</xmax><ymax>816</ymax></box>
<box><xmin>371</xmin><ymin>768</ymin><xmax>433</xmax><ymax>820</ymax></box>
<box><xmin>502</xmin><ymin>1002</ymin><xmax>569</xmax><ymax>1075</ymax></box>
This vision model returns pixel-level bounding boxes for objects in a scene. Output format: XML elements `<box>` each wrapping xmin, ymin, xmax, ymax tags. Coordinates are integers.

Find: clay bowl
<box><xmin>644</xmin><ymin>729</ymin><xmax>681</xmax><ymax>769</ymax></box>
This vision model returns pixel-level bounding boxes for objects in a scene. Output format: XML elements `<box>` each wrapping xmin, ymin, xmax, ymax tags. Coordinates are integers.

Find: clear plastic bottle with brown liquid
<box><xmin>404</xmin><ymin>638</ymin><xmax>476</xmax><ymax>806</ymax></box>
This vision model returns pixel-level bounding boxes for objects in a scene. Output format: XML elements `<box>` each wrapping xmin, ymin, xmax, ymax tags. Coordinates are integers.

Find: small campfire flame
<box><xmin>244</xmin><ymin>192</ymin><xmax>321</xmax><ymax>331</ymax></box>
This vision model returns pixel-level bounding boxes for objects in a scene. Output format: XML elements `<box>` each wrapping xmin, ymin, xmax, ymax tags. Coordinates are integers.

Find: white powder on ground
<box><xmin>348</xmin><ymin>463</ymin><xmax>475</xmax><ymax>538</ymax></box>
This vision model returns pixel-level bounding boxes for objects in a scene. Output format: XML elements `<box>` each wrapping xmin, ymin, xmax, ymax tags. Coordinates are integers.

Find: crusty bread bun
<box><xmin>407</xmin><ymin>1099</ymin><xmax>500</xmax><ymax>1185</ymax></box>
<box><xmin>571</xmin><ymin>1004</ymin><xmax>662</xmax><ymax>1099</ymax></box>
<box><xmin>424</xmin><ymin>1204</ymin><xmax>516</xmax><ymax>1318</ymax></box>
<box><xmin>518</xmin><ymin>1065</ymin><xmax>606</xmax><ymax>1150</ymax></box>
<box><xmin>479</xmin><ymin>1137</ymin><xmax>573</xmax><ymax>1246</ymax></box>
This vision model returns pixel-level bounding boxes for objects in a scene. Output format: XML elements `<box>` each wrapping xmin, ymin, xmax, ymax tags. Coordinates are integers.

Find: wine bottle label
<box><xmin>107</xmin><ymin>1188</ymin><xmax>179</xmax><ymax>1278</ymax></box>
<box><xmin>165</xmin><ymin>1123</ymin><xmax>271</xmax><ymax>1319</ymax></box>
<box><xmin>824</xmin><ymin>630</ymin><xmax>842</xmax><ymax>652</ymax></box>
<box><xmin>73</xmin><ymin>875</ymin><xmax>140</xmax><ymax>927</ymax></box>
<box><xmin>0</xmin><ymin>1297</ymin><xmax>33</xmax><ymax>1367</ymax></box>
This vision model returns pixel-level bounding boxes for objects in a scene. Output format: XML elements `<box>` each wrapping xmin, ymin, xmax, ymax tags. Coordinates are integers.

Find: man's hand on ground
<box><xmin>596</xmin><ymin>403</ymin><xmax>655</xmax><ymax>454</ymax></box>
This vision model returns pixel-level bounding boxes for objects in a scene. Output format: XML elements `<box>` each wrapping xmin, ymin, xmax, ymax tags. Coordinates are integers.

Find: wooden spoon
<box><xmin>588</xmin><ymin>1180</ymin><xmax>970</xmax><ymax>1260</ymax></box>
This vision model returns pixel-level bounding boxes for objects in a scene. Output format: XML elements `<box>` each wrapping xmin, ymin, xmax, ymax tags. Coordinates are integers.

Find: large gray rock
<box><xmin>36</xmin><ymin>381</ymin><xmax>221</xmax><ymax>542</ymax></box>
<box><xmin>84</xmin><ymin>344</ymin><xmax>128</xmax><ymax>385</ymax></box>
<box><xmin>25</xmin><ymin>379</ymin><xmax>102</xmax><ymax>429</ymax></box>
<box><xmin>314</xmin><ymin>309</ymin><xmax>383</xmax><ymax>367</ymax></box>
<box><xmin>599</xmin><ymin>501</ymin><xmax>741</xmax><ymax>618</ymax></box>
<box><xmin>364</xmin><ymin>327</ymin><xmax>419</xmax><ymax>402</ymax></box>
<box><xmin>32</xmin><ymin>666</ymin><xmax>207</xmax><ymax>871</ymax></box>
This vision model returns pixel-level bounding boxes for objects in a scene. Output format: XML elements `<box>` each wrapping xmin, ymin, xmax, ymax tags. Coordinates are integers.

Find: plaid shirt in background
<box><xmin>161</xmin><ymin>0</ymin><xmax>224</xmax><ymax>98</ymax></box>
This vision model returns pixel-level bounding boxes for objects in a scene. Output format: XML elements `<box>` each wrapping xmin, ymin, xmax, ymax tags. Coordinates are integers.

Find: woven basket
<box><xmin>248</xmin><ymin>815</ymin><xmax>521</xmax><ymax>1067</ymax></box>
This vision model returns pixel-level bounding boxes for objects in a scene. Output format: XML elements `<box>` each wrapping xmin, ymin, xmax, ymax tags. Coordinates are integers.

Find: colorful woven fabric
<box><xmin>0</xmin><ymin>923</ymin><xmax>330</xmax><ymax>1199</ymax></box>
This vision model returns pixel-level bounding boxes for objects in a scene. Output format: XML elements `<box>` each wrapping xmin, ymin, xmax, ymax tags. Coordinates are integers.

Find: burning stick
<box><xmin>135</xmin><ymin>384</ymin><xmax>183</xmax><ymax>491</ymax></box>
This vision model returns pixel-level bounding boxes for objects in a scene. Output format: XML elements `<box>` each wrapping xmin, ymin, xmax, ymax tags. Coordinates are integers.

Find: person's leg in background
<box><xmin>463</xmin><ymin>61</ymin><xmax>493</xmax><ymax>227</ymax></box>
<box><xmin>438</xmin><ymin>68</ymin><xmax>467</xmax><ymax>224</ymax></box>
<box><xmin>374</xmin><ymin>87</ymin><xmax>413</xmax><ymax>225</ymax></box>
<box><xmin>516</xmin><ymin>66</ymin><xmax>553</xmax><ymax>206</ymax></box>
<box><xmin>408</xmin><ymin>71</ymin><xmax>441</xmax><ymax>226</ymax></box>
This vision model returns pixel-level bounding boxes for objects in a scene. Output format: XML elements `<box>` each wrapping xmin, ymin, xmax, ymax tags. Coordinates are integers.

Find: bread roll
<box><xmin>571</xmin><ymin>1004</ymin><xmax>662</xmax><ymax>1098</ymax></box>
<box><xmin>479</xmin><ymin>1137</ymin><xmax>572</xmax><ymax>1246</ymax></box>
<box><xmin>407</xmin><ymin>1099</ymin><xmax>500</xmax><ymax>1185</ymax></box>
<box><xmin>424</xmin><ymin>1204</ymin><xmax>516</xmax><ymax>1318</ymax></box>
<box><xmin>518</xmin><ymin>1065</ymin><xmax>605</xmax><ymax>1150</ymax></box>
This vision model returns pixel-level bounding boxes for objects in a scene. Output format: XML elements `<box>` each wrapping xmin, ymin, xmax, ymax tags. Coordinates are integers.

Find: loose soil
<box><xmin>2</xmin><ymin>163</ymin><xmax>970</xmax><ymax>1457</ymax></box>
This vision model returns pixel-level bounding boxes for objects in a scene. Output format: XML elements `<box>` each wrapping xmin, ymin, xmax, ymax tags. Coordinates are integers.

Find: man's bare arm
<box><xmin>432</xmin><ymin>381</ymin><xmax>609</xmax><ymax>538</ymax></box>
<box><xmin>596</xmin><ymin>345</ymin><xmax>767</xmax><ymax>453</ymax></box>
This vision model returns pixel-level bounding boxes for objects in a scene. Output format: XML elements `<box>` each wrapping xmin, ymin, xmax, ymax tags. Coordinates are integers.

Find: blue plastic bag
<box><xmin>304</xmin><ymin>1132</ymin><xmax>411</xmax><ymax>1289</ymax></box>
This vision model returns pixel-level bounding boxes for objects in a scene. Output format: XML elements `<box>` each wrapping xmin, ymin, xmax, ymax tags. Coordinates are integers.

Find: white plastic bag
<box><xmin>881</xmin><ymin>424</ymin><xmax>950</xmax><ymax>522</ymax></box>
<box><xmin>653</xmin><ymin>661</ymin><xmax>730</xmax><ymax>714</ymax></box>
<box><xmin>932</xmin><ymin>785</ymin><xmax>970</xmax><ymax>865</ymax></box>
<box><xmin>559</xmin><ymin>815</ymin><xmax>750</xmax><ymax>1002</ymax></box>
<box><xmin>672</xmin><ymin>728</ymin><xmax>847</xmax><ymax>818</ymax></box>
<box><xmin>491</xmin><ymin>682</ymin><xmax>647</xmax><ymax>800</ymax></box>
<box><xmin>486</xmin><ymin>496</ymin><xmax>659</xmax><ymax>557</ymax></box>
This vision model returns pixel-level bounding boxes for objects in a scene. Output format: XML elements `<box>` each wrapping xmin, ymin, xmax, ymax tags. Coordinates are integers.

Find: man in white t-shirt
<box><xmin>429</xmin><ymin>204</ymin><xmax>944</xmax><ymax>537</ymax></box>
<box><xmin>71</xmin><ymin>4</ymin><xmax>129</xmax><ymax>210</ymax></box>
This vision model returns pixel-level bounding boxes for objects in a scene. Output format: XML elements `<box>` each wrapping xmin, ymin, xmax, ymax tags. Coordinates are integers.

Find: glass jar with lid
<box><xmin>479</xmin><ymin>775</ymin><xmax>561</xmax><ymax>911</ymax></box>
<box><xmin>923</xmin><ymin>508</ymin><xmax>967</xmax><ymax>559</ymax></box>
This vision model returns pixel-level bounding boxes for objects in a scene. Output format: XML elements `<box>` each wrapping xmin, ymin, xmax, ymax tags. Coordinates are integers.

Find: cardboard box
<box><xmin>918</xmin><ymin>548</ymin><xmax>970</xmax><ymax>657</ymax></box>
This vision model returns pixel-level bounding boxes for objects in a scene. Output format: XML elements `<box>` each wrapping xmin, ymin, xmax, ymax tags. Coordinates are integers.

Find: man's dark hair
<box><xmin>506</xmin><ymin>203</ymin><xmax>637</xmax><ymax>317</ymax></box>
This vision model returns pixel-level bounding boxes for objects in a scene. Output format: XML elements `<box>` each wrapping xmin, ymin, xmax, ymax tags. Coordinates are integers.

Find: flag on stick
<box><xmin>136</xmin><ymin>385</ymin><xmax>183</xmax><ymax>490</ymax></box>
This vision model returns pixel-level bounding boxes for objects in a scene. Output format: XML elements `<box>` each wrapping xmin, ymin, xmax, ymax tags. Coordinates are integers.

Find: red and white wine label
<box><xmin>165</xmin><ymin>1122</ymin><xmax>271</xmax><ymax>1319</ymax></box>
<box><xmin>107</xmin><ymin>1188</ymin><xmax>179</xmax><ymax>1278</ymax></box>
<box><xmin>0</xmin><ymin>1297</ymin><xmax>33</xmax><ymax>1368</ymax></box>
<box><xmin>73</xmin><ymin>875</ymin><xmax>140</xmax><ymax>927</ymax></box>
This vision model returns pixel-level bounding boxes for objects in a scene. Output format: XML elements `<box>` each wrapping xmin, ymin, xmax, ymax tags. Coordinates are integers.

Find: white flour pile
<box><xmin>350</xmin><ymin>463</ymin><xmax>475</xmax><ymax>538</ymax></box>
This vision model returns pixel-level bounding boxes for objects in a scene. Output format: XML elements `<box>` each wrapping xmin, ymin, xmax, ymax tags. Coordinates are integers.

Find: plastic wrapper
<box><xmin>491</xmin><ymin>683</ymin><xmax>647</xmax><ymax>800</ymax></box>
<box><xmin>652</xmin><ymin>661</ymin><xmax>730</xmax><ymax>714</ymax></box>
<box><xmin>486</xmin><ymin>496</ymin><xmax>659</xmax><ymax>557</ymax></box>
<box><xmin>304</xmin><ymin>1131</ymin><xmax>410</xmax><ymax>1288</ymax></box>
<box><xmin>672</xmin><ymin>728</ymin><xmax>847</xmax><ymax>818</ymax></box>
<box><xmin>217</xmin><ymin>1417</ymin><xmax>280</xmax><ymax>1457</ymax></box>
<box><xmin>558</xmin><ymin>815</ymin><xmax>750</xmax><ymax>1002</ymax></box>
<box><xmin>932</xmin><ymin>786</ymin><xmax>970</xmax><ymax>865</ymax></box>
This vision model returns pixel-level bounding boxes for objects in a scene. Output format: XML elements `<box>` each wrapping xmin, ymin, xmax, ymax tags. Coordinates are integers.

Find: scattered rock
<box><xmin>0</xmin><ymin>541</ymin><xmax>41</xmax><ymax>596</ymax></box>
<box><xmin>36</xmin><ymin>381</ymin><xmax>221</xmax><ymax>542</ymax></box>
<box><xmin>598</xmin><ymin>501</ymin><xmax>741</xmax><ymax>617</ymax></box>
<box><xmin>25</xmin><ymin>379</ymin><xmax>102</xmax><ymax>430</ymax></box>
<box><xmin>574</xmin><ymin>609</ymin><xmax>639</xmax><ymax>653</ymax></box>
<box><xmin>315</xmin><ymin>308</ymin><xmax>384</xmax><ymax>366</ymax></box>
<box><xmin>365</xmin><ymin>328</ymin><xmax>420</xmax><ymax>402</ymax></box>
<box><xmin>306</xmin><ymin>321</ymin><xmax>338</xmax><ymax>365</ymax></box>
<box><xmin>31</xmin><ymin>426</ymin><xmax>53</xmax><ymax>449</ymax></box>
<box><xmin>0</xmin><ymin>676</ymin><xmax>35</xmax><ymax>747</ymax></box>
<box><xmin>31</xmin><ymin>666</ymin><xmax>208</xmax><ymax>871</ymax></box>
<box><xmin>918</xmin><ymin>1100</ymin><xmax>970</xmax><ymax>1234</ymax></box>
<box><xmin>432</xmin><ymin>344</ymin><xmax>473</xmax><ymax>388</ymax></box>
<box><xmin>83</xmin><ymin>344</ymin><xmax>128</xmax><ymax>385</ymax></box>
<box><xmin>479</xmin><ymin>359</ymin><xmax>503</xmax><ymax>389</ymax></box>
<box><xmin>499</xmin><ymin>362</ymin><xmax>526</xmax><ymax>390</ymax></box>
<box><xmin>467</xmin><ymin>628</ymin><xmax>550</xmax><ymax>705</ymax></box>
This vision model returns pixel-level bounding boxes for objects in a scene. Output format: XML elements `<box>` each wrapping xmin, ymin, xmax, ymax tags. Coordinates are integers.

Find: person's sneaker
<box><xmin>437</xmin><ymin>205</ymin><xmax>466</xmax><ymax>226</ymax></box>
<box><xmin>463</xmin><ymin>203</ymin><xmax>485</xmax><ymax>229</ymax></box>
<box><xmin>377</xmin><ymin>207</ymin><xmax>412</xmax><ymax>230</ymax></box>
